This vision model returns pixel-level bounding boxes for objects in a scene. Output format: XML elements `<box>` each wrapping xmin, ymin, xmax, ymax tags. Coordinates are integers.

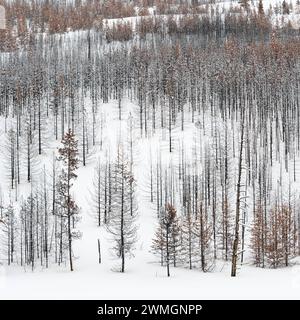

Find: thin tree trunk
<box><xmin>231</xmin><ymin>110</ymin><xmax>245</xmax><ymax>277</ymax></box>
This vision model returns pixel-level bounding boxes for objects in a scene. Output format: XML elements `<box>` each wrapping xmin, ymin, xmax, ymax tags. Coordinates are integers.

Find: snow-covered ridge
<box><xmin>102</xmin><ymin>1</ymin><xmax>300</xmax><ymax>30</ymax></box>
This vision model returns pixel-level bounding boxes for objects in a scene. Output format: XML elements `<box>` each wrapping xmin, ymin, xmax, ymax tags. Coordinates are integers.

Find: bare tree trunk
<box><xmin>166</xmin><ymin>224</ymin><xmax>170</xmax><ymax>277</ymax></box>
<box><xmin>121</xmin><ymin>169</ymin><xmax>125</xmax><ymax>273</ymax></box>
<box><xmin>98</xmin><ymin>238</ymin><xmax>101</xmax><ymax>264</ymax></box>
<box><xmin>231</xmin><ymin>109</ymin><xmax>245</xmax><ymax>277</ymax></box>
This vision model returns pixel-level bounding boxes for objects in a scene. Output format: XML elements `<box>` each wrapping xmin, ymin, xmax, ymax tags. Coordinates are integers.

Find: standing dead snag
<box><xmin>57</xmin><ymin>129</ymin><xmax>80</xmax><ymax>271</ymax></box>
<box><xmin>98</xmin><ymin>238</ymin><xmax>101</xmax><ymax>264</ymax></box>
<box><xmin>231</xmin><ymin>109</ymin><xmax>245</xmax><ymax>277</ymax></box>
<box><xmin>90</xmin><ymin>160</ymin><xmax>102</xmax><ymax>226</ymax></box>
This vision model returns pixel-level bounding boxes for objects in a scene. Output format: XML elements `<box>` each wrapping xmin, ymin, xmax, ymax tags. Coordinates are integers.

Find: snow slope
<box><xmin>1</xmin><ymin>0</ymin><xmax>300</xmax><ymax>301</ymax></box>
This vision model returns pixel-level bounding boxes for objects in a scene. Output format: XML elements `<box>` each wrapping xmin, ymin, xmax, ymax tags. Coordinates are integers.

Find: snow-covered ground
<box><xmin>2</xmin><ymin>258</ymin><xmax>300</xmax><ymax>299</ymax></box>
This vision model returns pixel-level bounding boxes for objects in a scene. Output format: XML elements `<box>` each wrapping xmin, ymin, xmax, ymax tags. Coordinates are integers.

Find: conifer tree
<box><xmin>152</xmin><ymin>203</ymin><xmax>178</xmax><ymax>277</ymax></box>
<box><xmin>181</xmin><ymin>210</ymin><xmax>198</xmax><ymax>270</ymax></box>
<box><xmin>258</xmin><ymin>0</ymin><xmax>264</xmax><ymax>15</ymax></box>
<box><xmin>106</xmin><ymin>145</ymin><xmax>138</xmax><ymax>273</ymax></box>
<box><xmin>57</xmin><ymin>129</ymin><xmax>80</xmax><ymax>271</ymax></box>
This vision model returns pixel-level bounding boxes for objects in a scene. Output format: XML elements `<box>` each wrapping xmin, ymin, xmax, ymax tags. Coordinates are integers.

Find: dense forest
<box><xmin>0</xmin><ymin>0</ymin><xmax>300</xmax><ymax>279</ymax></box>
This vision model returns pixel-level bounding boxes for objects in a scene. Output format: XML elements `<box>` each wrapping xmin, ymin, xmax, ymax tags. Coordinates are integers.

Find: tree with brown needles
<box><xmin>57</xmin><ymin>129</ymin><xmax>80</xmax><ymax>271</ymax></box>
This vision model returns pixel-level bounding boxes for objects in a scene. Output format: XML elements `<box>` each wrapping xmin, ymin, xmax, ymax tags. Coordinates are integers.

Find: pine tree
<box><xmin>4</xmin><ymin>129</ymin><xmax>16</xmax><ymax>190</ymax></box>
<box><xmin>239</xmin><ymin>0</ymin><xmax>250</xmax><ymax>11</ymax></box>
<box><xmin>250</xmin><ymin>203</ymin><xmax>265</xmax><ymax>267</ymax></box>
<box><xmin>106</xmin><ymin>145</ymin><xmax>138</xmax><ymax>273</ymax></box>
<box><xmin>282</xmin><ymin>0</ymin><xmax>290</xmax><ymax>14</ymax></box>
<box><xmin>90</xmin><ymin>160</ymin><xmax>103</xmax><ymax>226</ymax></box>
<box><xmin>170</xmin><ymin>215</ymin><xmax>181</xmax><ymax>268</ymax></box>
<box><xmin>181</xmin><ymin>210</ymin><xmax>198</xmax><ymax>269</ymax></box>
<box><xmin>0</xmin><ymin>203</ymin><xmax>16</xmax><ymax>265</ymax></box>
<box><xmin>152</xmin><ymin>203</ymin><xmax>178</xmax><ymax>277</ymax></box>
<box><xmin>57</xmin><ymin>129</ymin><xmax>80</xmax><ymax>271</ymax></box>
<box><xmin>258</xmin><ymin>0</ymin><xmax>264</xmax><ymax>15</ymax></box>
<box><xmin>194</xmin><ymin>201</ymin><xmax>214</xmax><ymax>272</ymax></box>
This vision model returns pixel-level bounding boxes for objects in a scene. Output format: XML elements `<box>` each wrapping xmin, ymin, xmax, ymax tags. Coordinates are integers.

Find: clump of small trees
<box><xmin>0</xmin><ymin>130</ymin><xmax>81</xmax><ymax>272</ymax></box>
<box><xmin>251</xmin><ymin>201</ymin><xmax>297</xmax><ymax>268</ymax></box>
<box><xmin>152</xmin><ymin>202</ymin><xmax>214</xmax><ymax>276</ymax></box>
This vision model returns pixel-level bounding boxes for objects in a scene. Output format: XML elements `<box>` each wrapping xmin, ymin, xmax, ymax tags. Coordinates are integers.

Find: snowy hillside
<box><xmin>1</xmin><ymin>0</ymin><xmax>300</xmax><ymax>300</ymax></box>
<box><xmin>1</xmin><ymin>100</ymin><xmax>300</xmax><ymax>300</ymax></box>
